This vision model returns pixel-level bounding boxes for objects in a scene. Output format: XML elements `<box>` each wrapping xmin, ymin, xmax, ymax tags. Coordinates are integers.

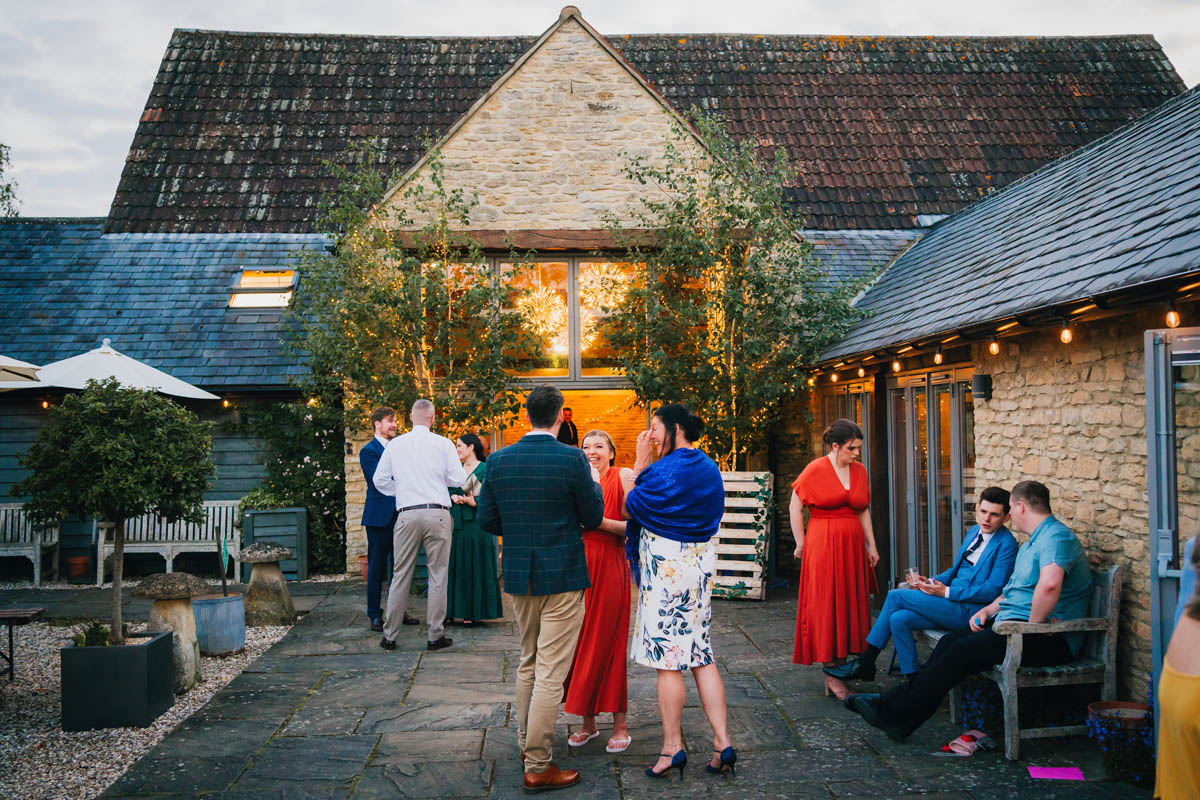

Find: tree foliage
<box><xmin>15</xmin><ymin>379</ymin><xmax>214</xmax><ymax>644</ymax></box>
<box><xmin>0</xmin><ymin>143</ymin><xmax>19</xmax><ymax>217</ymax></box>
<box><xmin>602</xmin><ymin>111</ymin><xmax>866</xmax><ymax>470</ymax></box>
<box><xmin>286</xmin><ymin>141</ymin><xmax>534</xmax><ymax>435</ymax></box>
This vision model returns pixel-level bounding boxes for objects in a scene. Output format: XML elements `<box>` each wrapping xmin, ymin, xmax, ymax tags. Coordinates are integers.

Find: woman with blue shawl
<box><xmin>623</xmin><ymin>404</ymin><xmax>738</xmax><ymax>781</ymax></box>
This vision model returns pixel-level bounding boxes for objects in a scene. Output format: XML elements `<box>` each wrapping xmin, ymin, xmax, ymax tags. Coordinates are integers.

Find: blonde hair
<box><xmin>582</xmin><ymin>429</ymin><xmax>617</xmax><ymax>466</ymax></box>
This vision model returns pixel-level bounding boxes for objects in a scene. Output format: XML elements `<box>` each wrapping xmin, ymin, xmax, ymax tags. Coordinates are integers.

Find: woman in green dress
<box><xmin>447</xmin><ymin>433</ymin><xmax>503</xmax><ymax>625</ymax></box>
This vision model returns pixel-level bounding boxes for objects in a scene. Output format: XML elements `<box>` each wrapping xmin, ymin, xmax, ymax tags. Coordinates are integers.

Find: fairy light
<box><xmin>1059</xmin><ymin>323</ymin><xmax>1073</xmax><ymax>344</ymax></box>
<box><xmin>988</xmin><ymin>338</ymin><xmax>1000</xmax><ymax>356</ymax></box>
<box><xmin>1166</xmin><ymin>302</ymin><xmax>1181</xmax><ymax>329</ymax></box>
<box><xmin>933</xmin><ymin>347</ymin><xmax>943</xmax><ymax>365</ymax></box>
<box><xmin>806</xmin><ymin>376</ymin><xmax>816</xmax><ymax>387</ymax></box>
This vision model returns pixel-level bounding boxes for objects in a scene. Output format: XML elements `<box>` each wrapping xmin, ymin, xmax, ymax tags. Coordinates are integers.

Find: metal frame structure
<box><xmin>1145</xmin><ymin>325</ymin><xmax>1200</xmax><ymax>699</ymax></box>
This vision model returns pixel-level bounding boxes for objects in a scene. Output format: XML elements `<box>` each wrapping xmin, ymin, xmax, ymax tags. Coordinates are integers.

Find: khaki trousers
<box><xmin>511</xmin><ymin>590</ymin><xmax>585</xmax><ymax>773</ymax></box>
<box><xmin>382</xmin><ymin>508</ymin><xmax>451</xmax><ymax>642</ymax></box>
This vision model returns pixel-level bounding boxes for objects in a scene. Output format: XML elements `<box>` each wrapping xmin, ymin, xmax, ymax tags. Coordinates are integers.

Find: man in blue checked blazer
<box><xmin>477</xmin><ymin>385</ymin><xmax>604</xmax><ymax>794</ymax></box>
<box><xmin>359</xmin><ymin>407</ymin><xmax>407</xmax><ymax>632</ymax></box>
<box><xmin>826</xmin><ymin>486</ymin><xmax>1019</xmax><ymax>683</ymax></box>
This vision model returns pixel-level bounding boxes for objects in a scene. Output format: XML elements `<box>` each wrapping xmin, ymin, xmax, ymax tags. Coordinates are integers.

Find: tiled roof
<box><xmin>823</xmin><ymin>84</ymin><xmax>1200</xmax><ymax>361</ymax></box>
<box><xmin>804</xmin><ymin>230</ymin><xmax>922</xmax><ymax>290</ymax></box>
<box><xmin>105</xmin><ymin>29</ymin><xmax>1184</xmax><ymax>234</ymax></box>
<box><xmin>0</xmin><ymin>219</ymin><xmax>326</xmax><ymax>389</ymax></box>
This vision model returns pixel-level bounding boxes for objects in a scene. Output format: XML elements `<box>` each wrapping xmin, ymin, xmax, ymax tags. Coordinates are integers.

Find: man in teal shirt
<box><xmin>846</xmin><ymin>480</ymin><xmax>1092</xmax><ymax>741</ymax></box>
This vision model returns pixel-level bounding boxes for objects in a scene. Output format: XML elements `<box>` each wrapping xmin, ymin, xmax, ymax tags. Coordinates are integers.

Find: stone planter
<box><xmin>194</xmin><ymin>592</ymin><xmax>246</xmax><ymax>655</ymax></box>
<box><xmin>60</xmin><ymin>631</ymin><xmax>174</xmax><ymax>731</ymax></box>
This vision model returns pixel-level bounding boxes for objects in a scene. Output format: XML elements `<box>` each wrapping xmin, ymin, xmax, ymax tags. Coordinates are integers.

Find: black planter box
<box><xmin>60</xmin><ymin>630</ymin><xmax>174</xmax><ymax>731</ymax></box>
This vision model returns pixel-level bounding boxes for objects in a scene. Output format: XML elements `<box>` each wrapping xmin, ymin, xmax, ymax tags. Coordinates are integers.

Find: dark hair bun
<box><xmin>653</xmin><ymin>403</ymin><xmax>706</xmax><ymax>444</ymax></box>
<box><xmin>682</xmin><ymin>413</ymin><xmax>705</xmax><ymax>442</ymax></box>
<box><xmin>823</xmin><ymin>418</ymin><xmax>863</xmax><ymax>447</ymax></box>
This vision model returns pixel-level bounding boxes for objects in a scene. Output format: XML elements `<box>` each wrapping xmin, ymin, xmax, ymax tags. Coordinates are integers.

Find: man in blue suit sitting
<box><xmin>826</xmin><ymin>486</ymin><xmax>1018</xmax><ymax>683</ymax></box>
<box><xmin>359</xmin><ymin>407</ymin><xmax>414</xmax><ymax>632</ymax></box>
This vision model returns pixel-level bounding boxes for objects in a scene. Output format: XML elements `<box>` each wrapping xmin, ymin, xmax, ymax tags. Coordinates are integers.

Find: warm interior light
<box><xmin>229</xmin><ymin>270</ymin><xmax>295</xmax><ymax>308</ymax></box>
<box><xmin>933</xmin><ymin>348</ymin><xmax>943</xmax><ymax>365</ymax></box>
<box><xmin>988</xmin><ymin>338</ymin><xmax>1000</xmax><ymax>356</ymax></box>
<box><xmin>1166</xmin><ymin>302</ymin><xmax>1181</xmax><ymax>329</ymax></box>
<box><xmin>857</xmin><ymin>366</ymin><xmax>866</xmax><ymax>378</ymax></box>
<box><xmin>891</xmin><ymin>360</ymin><xmax>901</xmax><ymax>373</ymax></box>
<box><xmin>1059</xmin><ymin>325</ymin><xmax>1073</xmax><ymax>344</ymax></box>
<box><xmin>806</xmin><ymin>376</ymin><xmax>816</xmax><ymax>387</ymax></box>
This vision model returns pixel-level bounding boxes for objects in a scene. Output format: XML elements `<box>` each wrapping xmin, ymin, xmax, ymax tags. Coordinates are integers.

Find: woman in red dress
<box><xmin>564</xmin><ymin>430</ymin><xmax>635</xmax><ymax>753</ymax></box>
<box><xmin>791</xmin><ymin>419</ymin><xmax>880</xmax><ymax>699</ymax></box>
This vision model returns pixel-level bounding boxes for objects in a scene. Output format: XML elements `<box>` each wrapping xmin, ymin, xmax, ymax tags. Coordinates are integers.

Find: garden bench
<box><xmin>0</xmin><ymin>504</ymin><xmax>60</xmax><ymax>587</ymax></box>
<box><xmin>907</xmin><ymin>565</ymin><xmax>1123</xmax><ymax>760</ymax></box>
<box><xmin>96</xmin><ymin>501</ymin><xmax>241</xmax><ymax>585</ymax></box>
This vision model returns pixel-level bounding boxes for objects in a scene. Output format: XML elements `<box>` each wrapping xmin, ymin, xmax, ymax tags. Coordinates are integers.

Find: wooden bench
<box><xmin>712</xmin><ymin>471</ymin><xmax>773</xmax><ymax>601</ymax></box>
<box><xmin>0</xmin><ymin>504</ymin><xmax>60</xmax><ymax>587</ymax></box>
<box><xmin>96</xmin><ymin>501</ymin><xmax>241</xmax><ymax>585</ymax></box>
<box><xmin>0</xmin><ymin>607</ymin><xmax>44</xmax><ymax>682</ymax></box>
<box><xmin>912</xmin><ymin>565</ymin><xmax>1122</xmax><ymax>760</ymax></box>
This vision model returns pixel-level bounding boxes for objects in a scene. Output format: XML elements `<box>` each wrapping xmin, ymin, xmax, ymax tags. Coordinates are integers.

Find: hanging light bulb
<box><xmin>988</xmin><ymin>338</ymin><xmax>1000</xmax><ymax>356</ymax></box>
<box><xmin>1059</xmin><ymin>323</ymin><xmax>1073</xmax><ymax>344</ymax></box>
<box><xmin>222</xmin><ymin>398</ymin><xmax>231</xmax><ymax>408</ymax></box>
<box><xmin>1166</xmin><ymin>301</ymin><xmax>1181</xmax><ymax>329</ymax></box>
<box><xmin>891</xmin><ymin>359</ymin><xmax>901</xmax><ymax>373</ymax></box>
<box><xmin>807</xmin><ymin>375</ymin><xmax>816</xmax><ymax>387</ymax></box>
<box><xmin>857</xmin><ymin>366</ymin><xmax>866</xmax><ymax>378</ymax></box>
<box><xmin>41</xmin><ymin>399</ymin><xmax>50</xmax><ymax>409</ymax></box>
<box><xmin>830</xmin><ymin>372</ymin><xmax>839</xmax><ymax>383</ymax></box>
<box><xmin>933</xmin><ymin>347</ymin><xmax>943</xmax><ymax>365</ymax></box>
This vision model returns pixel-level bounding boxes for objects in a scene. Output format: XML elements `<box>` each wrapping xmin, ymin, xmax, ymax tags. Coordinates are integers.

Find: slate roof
<box><xmin>823</xmin><ymin>84</ymin><xmax>1200</xmax><ymax>362</ymax></box>
<box><xmin>0</xmin><ymin>219</ymin><xmax>326</xmax><ymax>389</ymax></box>
<box><xmin>106</xmin><ymin>29</ymin><xmax>1184</xmax><ymax>234</ymax></box>
<box><xmin>804</xmin><ymin>230</ymin><xmax>922</xmax><ymax>289</ymax></box>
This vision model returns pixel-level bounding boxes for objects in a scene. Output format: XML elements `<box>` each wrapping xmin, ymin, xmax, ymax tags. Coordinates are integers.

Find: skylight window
<box><xmin>229</xmin><ymin>269</ymin><xmax>295</xmax><ymax>308</ymax></box>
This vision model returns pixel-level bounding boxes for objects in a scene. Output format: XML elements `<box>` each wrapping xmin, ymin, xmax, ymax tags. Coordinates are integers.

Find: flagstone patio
<box><xmin>4</xmin><ymin>581</ymin><xmax>1146</xmax><ymax>799</ymax></box>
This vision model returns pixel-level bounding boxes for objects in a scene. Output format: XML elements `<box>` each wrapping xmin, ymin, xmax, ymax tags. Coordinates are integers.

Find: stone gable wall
<box><xmin>385</xmin><ymin>17</ymin><xmax>698</xmax><ymax>230</ymax></box>
<box><xmin>972</xmin><ymin>310</ymin><xmax>1169</xmax><ymax>701</ymax></box>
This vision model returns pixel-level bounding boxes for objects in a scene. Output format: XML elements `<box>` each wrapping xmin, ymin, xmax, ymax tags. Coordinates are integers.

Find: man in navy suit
<box><xmin>477</xmin><ymin>385</ymin><xmax>604</xmax><ymax>794</ymax></box>
<box><xmin>826</xmin><ymin>486</ymin><xmax>1019</xmax><ymax>682</ymax></box>
<box><xmin>359</xmin><ymin>407</ymin><xmax>413</xmax><ymax>632</ymax></box>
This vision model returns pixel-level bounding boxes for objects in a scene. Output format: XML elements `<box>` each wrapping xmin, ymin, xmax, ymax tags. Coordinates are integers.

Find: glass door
<box><xmin>1146</xmin><ymin>326</ymin><xmax>1200</xmax><ymax>700</ymax></box>
<box><xmin>887</xmin><ymin>370</ymin><xmax>975</xmax><ymax>585</ymax></box>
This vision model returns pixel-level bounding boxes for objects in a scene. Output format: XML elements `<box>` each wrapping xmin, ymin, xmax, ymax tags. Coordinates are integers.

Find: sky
<box><xmin>1</xmin><ymin>0</ymin><xmax>1197</xmax><ymax>218</ymax></box>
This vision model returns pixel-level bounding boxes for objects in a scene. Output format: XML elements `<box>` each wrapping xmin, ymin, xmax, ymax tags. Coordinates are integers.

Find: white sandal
<box><xmin>568</xmin><ymin>730</ymin><xmax>600</xmax><ymax>747</ymax></box>
<box><xmin>605</xmin><ymin>735</ymin><xmax>633</xmax><ymax>754</ymax></box>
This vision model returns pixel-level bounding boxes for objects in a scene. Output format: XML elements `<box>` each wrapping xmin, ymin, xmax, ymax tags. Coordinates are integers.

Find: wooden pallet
<box><xmin>712</xmin><ymin>471</ymin><xmax>772</xmax><ymax>601</ymax></box>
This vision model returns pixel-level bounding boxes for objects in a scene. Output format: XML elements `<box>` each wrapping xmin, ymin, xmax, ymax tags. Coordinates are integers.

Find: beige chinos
<box><xmin>511</xmin><ymin>589</ymin><xmax>585</xmax><ymax>773</ymax></box>
<box><xmin>382</xmin><ymin>508</ymin><xmax>452</xmax><ymax>643</ymax></box>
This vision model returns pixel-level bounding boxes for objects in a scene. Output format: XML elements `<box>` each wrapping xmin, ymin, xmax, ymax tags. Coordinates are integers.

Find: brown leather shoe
<box><xmin>522</xmin><ymin>764</ymin><xmax>581</xmax><ymax>793</ymax></box>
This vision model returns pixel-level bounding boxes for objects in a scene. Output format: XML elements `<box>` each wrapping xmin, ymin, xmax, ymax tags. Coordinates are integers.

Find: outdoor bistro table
<box><xmin>0</xmin><ymin>607</ymin><xmax>44</xmax><ymax>681</ymax></box>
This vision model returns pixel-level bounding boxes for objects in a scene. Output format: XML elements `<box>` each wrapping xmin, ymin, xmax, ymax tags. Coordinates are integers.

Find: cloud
<box><xmin>2</xmin><ymin>0</ymin><xmax>1197</xmax><ymax>217</ymax></box>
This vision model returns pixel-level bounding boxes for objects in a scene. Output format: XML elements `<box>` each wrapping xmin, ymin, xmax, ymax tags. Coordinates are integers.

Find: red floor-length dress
<box><xmin>792</xmin><ymin>456</ymin><xmax>873</xmax><ymax>665</ymax></box>
<box><xmin>564</xmin><ymin>467</ymin><xmax>630</xmax><ymax>716</ymax></box>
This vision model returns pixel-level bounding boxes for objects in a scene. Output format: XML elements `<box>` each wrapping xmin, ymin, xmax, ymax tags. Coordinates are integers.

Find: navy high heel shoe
<box><xmin>646</xmin><ymin>749</ymin><xmax>687</xmax><ymax>780</ymax></box>
<box><xmin>704</xmin><ymin>746</ymin><xmax>737</xmax><ymax>777</ymax></box>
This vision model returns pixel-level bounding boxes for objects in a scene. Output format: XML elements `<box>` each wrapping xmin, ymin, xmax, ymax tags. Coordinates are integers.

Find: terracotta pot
<box><xmin>65</xmin><ymin>556</ymin><xmax>90</xmax><ymax>578</ymax></box>
<box><xmin>358</xmin><ymin>553</ymin><xmax>369</xmax><ymax>582</ymax></box>
<box><xmin>1088</xmin><ymin>700</ymin><xmax>1151</xmax><ymax>729</ymax></box>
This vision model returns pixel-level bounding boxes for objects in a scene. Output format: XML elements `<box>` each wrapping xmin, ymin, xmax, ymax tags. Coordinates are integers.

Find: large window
<box><xmin>887</xmin><ymin>368</ymin><xmax>975</xmax><ymax>584</ymax></box>
<box><xmin>503</xmin><ymin>257</ymin><xmax>634</xmax><ymax>382</ymax></box>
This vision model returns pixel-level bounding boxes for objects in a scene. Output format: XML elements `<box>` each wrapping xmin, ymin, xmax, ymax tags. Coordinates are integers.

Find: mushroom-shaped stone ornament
<box><xmin>133</xmin><ymin>572</ymin><xmax>210</xmax><ymax>693</ymax></box>
<box><xmin>238</xmin><ymin>542</ymin><xmax>297</xmax><ymax>626</ymax></box>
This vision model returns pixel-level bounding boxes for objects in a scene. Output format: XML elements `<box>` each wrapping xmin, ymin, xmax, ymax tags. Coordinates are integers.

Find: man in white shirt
<box><xmin>373</xmin><ymin>398</ymin><xmax>466</xmax><ymax>651</ymax></box>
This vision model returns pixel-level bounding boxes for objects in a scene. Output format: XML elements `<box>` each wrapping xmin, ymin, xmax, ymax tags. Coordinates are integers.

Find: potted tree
<box><xmin>15</xmin><ymin>378</ymin><xmax>215</xmax><ymax>730</ymax></box>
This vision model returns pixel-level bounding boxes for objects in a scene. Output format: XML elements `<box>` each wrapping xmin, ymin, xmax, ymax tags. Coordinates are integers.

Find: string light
<box><xmin>806</xmin><ymin>376</ymin><xmax>816</xmax><ymax>387</ymax></box>
<box><xmin>988</xmin><ymin>338</ymin><xmax>1000</xmax><ymax>356</ymax></box>
<box><xmin>857</xmin><ymin>366</ymin><xmax>866</xmax><ymax>378</ymax></box>
<box><xmin>933</xmin><ymin>347</ymin><xmax>943</xmax><ymax>365</ymax></box>
<box><xmin>891</xmin><ymin>359</ymin><xmax>902</xmax><ymax>373</ymax></box>
<box><xmin>830</xmin><ymin>372</ymin><xmax>839</xmax><ymax>383</ymax></box>
<box><xmin>222</xmin><ymin>399</ymin><xmax>231</xmax><ymax>408</ymax></box>
<box><xmin>1059</xmin><ymin>323</ymin><xmax>1073</xmax><ymax>344</ymax></box>
<box><xmin>1166</xmin><ymin>301</ymin><xmax>1181</xmax><ymax>329</ymax></box>
<box><xmin>41</xmin><ymin>399</ymin><xmax>50</xmax><ymax>409</ymax></box>
<box><xmin>307</xmin><ymin>397</ymin><xmax>319</xmax><ymax>407</ymax></box>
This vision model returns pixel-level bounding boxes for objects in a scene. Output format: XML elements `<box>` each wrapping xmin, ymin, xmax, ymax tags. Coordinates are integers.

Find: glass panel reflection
<box><xmin>504</xmin><ymin>261</ymin><xmax>570</xmax><ymax>377</ymax></box>
<box><xmin>1176</xmin><ymin>364</ymin><xmax>1200</xmax><ymax>567</ymax></box>
<box><xmin>579</xmin><ymin>261</ymin><xmax>635</xmax><ymax>377</ymax></box>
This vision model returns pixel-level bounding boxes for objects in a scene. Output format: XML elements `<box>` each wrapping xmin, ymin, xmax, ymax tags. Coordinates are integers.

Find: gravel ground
<box><xmin>0</xmin><ymin>574</ymin><xmax>351</xmax><ymax>591</ymax></box>
<box><xmin>0</xmin><ymin>620</ymin><xmax>289</xmax><ymax>800</ymax></box>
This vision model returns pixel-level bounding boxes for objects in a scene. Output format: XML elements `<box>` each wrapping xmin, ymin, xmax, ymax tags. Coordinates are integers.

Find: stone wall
<box><xmin>385</xmin><ymin>16</ymin><xmax>698</xmax><ymax>230</ymax></box>
<box><xmin>344</xmin><ymin>428</ymin><xmax>373</xmax><ymax>573</ymax></box>
<box><xmin>972</xmin><ymin>310</ymin><xmax>1159</xmax><ymax>700</ymax></box>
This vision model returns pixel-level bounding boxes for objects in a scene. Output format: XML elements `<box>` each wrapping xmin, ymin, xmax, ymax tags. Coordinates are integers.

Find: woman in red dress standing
<box><xmin>565</xmin><ymin>430</ymin><xmax>636</xmax><ymax>753</ymax></box>
<box><xmin>791</xmin><ymin>419</ymin><xmax>880</xmax><ymax>699</ymax></box>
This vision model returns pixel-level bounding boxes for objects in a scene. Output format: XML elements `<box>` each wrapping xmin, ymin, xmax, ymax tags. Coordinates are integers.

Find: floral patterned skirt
<box><xmin>631</xmin><ymin>530</ymin><xmax>716</xmax><ymax>670</ymax></box>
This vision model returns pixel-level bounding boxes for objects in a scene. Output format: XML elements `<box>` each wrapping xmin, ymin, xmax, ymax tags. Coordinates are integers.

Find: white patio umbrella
<box><xmin>0</xmin><ymin>339</ymin><xmax>219</xmax><ymax>400</ymax></box>
<box><xmin>0</xmin><ymin>354</ymin><xmax>41</xmax><ymax>382</ymax></box>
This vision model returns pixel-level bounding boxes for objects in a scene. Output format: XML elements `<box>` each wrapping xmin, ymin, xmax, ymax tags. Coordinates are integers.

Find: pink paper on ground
<box><xmin>1028</xmin><ymin>766</ymin><xmax>1085</xmax><ymax>780</ymax></box>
